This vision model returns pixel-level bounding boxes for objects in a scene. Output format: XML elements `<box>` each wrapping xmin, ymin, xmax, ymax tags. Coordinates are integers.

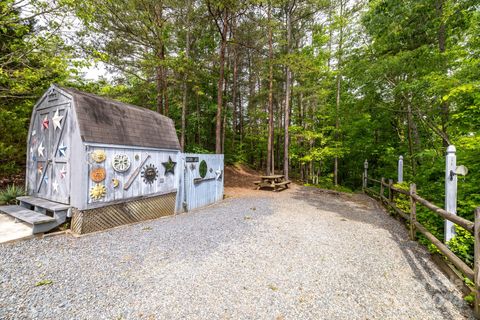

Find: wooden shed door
<box><xmin>34</xmin><ymin>104</ymin><xmax>70</xmax><ymax>204</ymax></box>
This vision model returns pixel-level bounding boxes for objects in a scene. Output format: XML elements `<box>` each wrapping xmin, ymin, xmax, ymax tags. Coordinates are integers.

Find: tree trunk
<box><xmin>407</xmin><ymin>102</ymin><xmax>416</xmax><ymax>176</ymax></box>
<box><xmin>334</xmin><ymin>0</ymin><xmax>344</xmax><ymax>186</ymax></box>
<box><xmin>215</xmin><ymin>9</ymin><xmax>228</xmax><ymax>154</ymax></box>
<box><xmin>283</xmin><ymin>3</ymin><xmax>293</xmax><ymax>180</ymax></box>
<box><xmin>180</xmin><ymin>0</ymin><xmax>191</xmax><ymax>152</ymax></box>
<box><xmin>267</xmin><ymin>2</ymin><xmax>274</xmax><ymax>175</ymax></box>
<box><xmin>436</xmin><ymin>0</ymin><xmax>449</xmax><ymax>147</ymax></box>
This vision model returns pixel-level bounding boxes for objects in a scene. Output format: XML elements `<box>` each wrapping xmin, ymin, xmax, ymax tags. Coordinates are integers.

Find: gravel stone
<box><xmin>0</xmin><ymin>186</ymin><xmax>474</xmax><ymax>319</ymax></box>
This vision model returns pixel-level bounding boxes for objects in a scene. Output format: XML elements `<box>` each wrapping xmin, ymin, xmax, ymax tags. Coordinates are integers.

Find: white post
<box><xmin>363</xmin><ymin>159</ymin><xmax>368</xmax><ymax>189</ymax></box>
<box><xmin>398</xmin><ymin>155</ymin><xmax>403</xmax><ymax>183</ymax></box>
<box><xmin>445</xmin><ymin>145</ymin><xmax>457</xmax><ymax>243</ymax></box>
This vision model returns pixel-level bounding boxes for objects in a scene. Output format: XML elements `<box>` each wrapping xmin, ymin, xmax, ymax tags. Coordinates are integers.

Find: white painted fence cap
<box><xmin>399</xmin><ymin>155</ymin><xmax>403</xmax><ymax>160</ymax></box>
<box><xmin>446</xmin><ymin>145</ymin><xmax>456</xmax><ymax>153</ymax></box>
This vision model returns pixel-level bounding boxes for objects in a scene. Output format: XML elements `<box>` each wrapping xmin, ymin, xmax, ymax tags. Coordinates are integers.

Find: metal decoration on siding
<box><xmin>112</xmin><ymin>154</ymin><xmax>131</xmax><ymax>172</ymax></box>
<box><xmin>37</xmin><ymin>142</ymin><xmax>45</xmax><ymax>157</ymax></box>
<box><xmin>60</xmin><ymin>165</ymin><xmax>67</xmax><ymax>179</ymax></box>
<box><xmin>90</xmin><ymin>167</ymin><xmax>106</xmax><ymax>183</ymax></box>
<box><xmin>199</xmin><ymin>160</ymin><xmax>207</xmax><ymax>178</ymax></box>
<box><xmin>42</xmin><ymin>115</ymin><xmax>49</xmax><ymax>129</ymax></box>
<box><xmin>91</xmin><ymin>150</ymin><xmax>107</xmax><ymax>163</ymax></box>
<box><xmin>58</xmin><ymin>143</ymin><xmax>67</xmax><ymax>157</ymax></box>
<box><xmin>112</xmin><ymin>178</ymin><xmax>120</xmax><ymax>188</ymax></box>
<box><xmin>52</xmin><ymin>181</ymin><xmax>59</xmax><ymax>193</ymax></box>
<box><xmin>90</xmin><ymin>184</ymin><xmax>107</xmax><ymax>200</ymax></box>
<box><xmin>52</xmin><ymin>109</ymin><xmax>63</xmax><ymax>130</ymax></box>
<box><xmin>162</xmin><ymin>156</ymin><xmax>176</xmax><ymax>175</ymax></box>
<box><xmin>141</xmin><ymin>164</ymin><xmax>158</xmax><ymax>184</ymax></box>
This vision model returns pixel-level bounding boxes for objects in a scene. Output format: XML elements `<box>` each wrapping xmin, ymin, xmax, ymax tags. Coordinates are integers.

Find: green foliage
<box><xmin>447</xmin><ymin>227</ymin><xmax>475</xmax><ymax>268</ymax></box>
<box><xmin>0</xmin><ymin>184</ymin><xmax>25</xmax><ymax>205</ymax></box>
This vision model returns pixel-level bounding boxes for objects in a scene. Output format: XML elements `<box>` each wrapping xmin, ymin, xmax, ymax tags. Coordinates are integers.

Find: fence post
<box><xmin>398</xmin><ymin>155</ymin><xmax>403</xmax><ymax>183</ymax></box>
<box><xmin>363</xmin><ymin>160</ymin><xmax>368</xmax><ymax>189</ymax></box>
<box><xmin>475</xmin><ymin>207</ymin><xmax>480</xmax><ymax>317</ymax></box>
<box><xmin>445</xmin><ymin>145</ymin><xmax>457</xmax><ymax>243</ymax></box>
<box><xmin>409</xmin><ymin>183</ymin><xmax>417</xmax><ymax>240</ymax></box>
<box><xmin>388</xmin><ymin>179</ymin><xmax>393</xmax><ymax>203</ymax></box>
<box><xmin>380</xmin><ymin>177</ymin><xmax>385</xmax><ymax>200</ymax></box>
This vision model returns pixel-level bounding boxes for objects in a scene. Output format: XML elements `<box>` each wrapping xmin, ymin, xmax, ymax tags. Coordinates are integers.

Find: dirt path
<box><xmin>0</xmin><ymin>186</ymin><xmax>474</xmax><ymax>319</ymax></box>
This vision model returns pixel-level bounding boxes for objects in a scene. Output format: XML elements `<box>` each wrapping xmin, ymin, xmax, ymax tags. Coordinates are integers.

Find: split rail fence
<box><xmin>363</xmin><ymin>176</ymin><xmax>480</xmax><ymax>317</ymax></box>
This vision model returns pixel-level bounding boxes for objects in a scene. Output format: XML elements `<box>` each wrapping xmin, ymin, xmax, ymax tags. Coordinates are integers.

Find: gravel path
<box><xmin>0</xmin><ymin>186</ymin><xmax>474</xmax><ymax>319</ymax></box>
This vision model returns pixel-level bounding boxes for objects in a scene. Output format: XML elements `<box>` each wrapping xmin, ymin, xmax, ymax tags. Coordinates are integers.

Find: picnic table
<box><xmin>254</xmin><ymin>174</ymin><xmax>291</xmax><ymax>192</ymax></box>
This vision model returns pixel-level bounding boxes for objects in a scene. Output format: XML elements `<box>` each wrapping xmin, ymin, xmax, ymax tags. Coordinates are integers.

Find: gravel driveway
<box><xmin>0</xmin><ymin>186</ymin><xmax>474</xmax><ymax>319</ymax></box>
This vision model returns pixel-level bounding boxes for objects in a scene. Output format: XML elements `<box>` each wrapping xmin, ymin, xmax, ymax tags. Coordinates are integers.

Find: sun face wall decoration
<box><xmin>90</xmin><ymin>184</ymin><xmax>107</xmax><ymax>200</ymax></box>
<box><xmin>141</xmin><ymin>164</ymin><xmax>158</xmax><ymax>184</ymax></box>
<box><xmin>91</xmin><ymin>150</ymin><xmax>106</xmax><ymax>163</ymax></box>
<box><xmin>90</xmin><ymin>167</ymin><xmax>106</xmax><ymax>183</ymax></box>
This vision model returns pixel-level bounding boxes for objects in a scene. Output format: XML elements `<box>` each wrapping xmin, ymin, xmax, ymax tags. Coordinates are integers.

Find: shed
<box><xmin>0</xmin><ymin>85</ymin><xmax>181</xmax><ymax>234</ymax></box>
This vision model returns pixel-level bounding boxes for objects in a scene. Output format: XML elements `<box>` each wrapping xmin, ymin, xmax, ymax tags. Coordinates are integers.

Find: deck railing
<box><xmin>364</xmin><ymin>176</ymin><xmax>480</xmax><ymax>317</ymax></box>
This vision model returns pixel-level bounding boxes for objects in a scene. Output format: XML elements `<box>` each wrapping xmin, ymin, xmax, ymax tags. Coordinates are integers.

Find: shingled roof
<box><xmin>59</xmin><ymin>86</ymin><xmax>180</xmax><ymax>150</ymax></box>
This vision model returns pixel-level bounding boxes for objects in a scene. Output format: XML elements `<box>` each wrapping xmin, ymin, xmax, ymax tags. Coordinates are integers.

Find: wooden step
<box><xmin>0</xmin><ymin>205</ymin><xmax>56</xmax><ymax>225</ymax></box>
<box><xmin>17</xmin><ymin>196</ymin><xmax>70</xmax><ymax>212</ymax></box>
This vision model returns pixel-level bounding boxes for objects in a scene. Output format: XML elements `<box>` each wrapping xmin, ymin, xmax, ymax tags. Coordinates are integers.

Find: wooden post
<box><xmin>398</xmin><ymin>155</ymin><xmax>403</xmax><ymax>183</ymax></box>
<box><xmin>363</xmin><ymin>160</ymin><xmax>368</xmax><ymax>189</ymax></box>
<box><xmin>445</xmin><ymin>145</ymin><xmax>457</xmax><ymax>243</ymax></box>
<box><xmin>474</xmin><ymin>207</ymin><xmax>480</xmax><ymax>317</ymax></box>
<box><xmin>380</xmin><ymin>177</ymin><xmax>385</xmax><ymax>200</ymax></box>
<box><xmin>409</xmin><ymin>183</ymin><xmax>417</xmax><ymax>240</ymax></box>
<box><xmin>388</xmin><ymin>179</ymin><xmax>393</xmax><ymax>204</ymax></box>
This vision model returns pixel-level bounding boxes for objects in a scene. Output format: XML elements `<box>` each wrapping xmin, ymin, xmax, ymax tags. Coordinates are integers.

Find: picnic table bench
<box><xmin>254</xmin><ymin>174</ymin><xmax>291</xmax><ymax>192</ymax></box>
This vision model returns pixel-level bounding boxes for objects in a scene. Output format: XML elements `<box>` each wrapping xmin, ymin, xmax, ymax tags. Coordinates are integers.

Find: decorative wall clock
<box><xmin>90</xmin><ymin>184</ymin><xmax>106</xmax><ymax>200</ymax></box>
<box><xmin>141</xmin><ymin>164</ymin><xmax>158</xmax><ymax>184</ymax></box>
<box><xmin>90</xmin><ymin>167</ymin><xmax>106</xmax><ymax>183</ymax></box>
<box><xmin>112</xmin><ymin>154</ymin><xmax>131</xmax><ymax>172</ymax></box>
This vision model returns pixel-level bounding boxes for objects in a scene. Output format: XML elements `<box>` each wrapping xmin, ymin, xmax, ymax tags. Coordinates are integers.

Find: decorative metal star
<box><xmin>52</xmin><ymin>109</ymin><xmax>63</xmax><ymax>130</ymax></box>
<box><xmin>52</xmin><ymin>181</ymin><xmax>59</xmax><ymax>193</ymax></box>
<box><xmin>37</xmin><ymin>142</ymin><xmax>45</xmax><ymax>157</ymax></box>
<box><xmin>42</xmin><ymin>115</ymin><xmax>49</xmax><ymax>129</ymax></box>
<box><xmin>162</xmin><ymin>156</ymin><xmax>176</xmax><ymax>175</ymax></box>
<box><xmin>58</xmin><ymin>143</ymin><xmax>67</xmax><ymax>157</ymax></box>
<box><xmin>59</xmin><ymin>165</ymin><xmax>67</xmax><ymax>179</ymax></box>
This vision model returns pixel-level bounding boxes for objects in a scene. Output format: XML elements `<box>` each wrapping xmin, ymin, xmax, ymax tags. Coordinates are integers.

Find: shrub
<box><xmin>0</xmin><ymin>184</ymin><xmax>25</xmax><ymax>205</ymax></box>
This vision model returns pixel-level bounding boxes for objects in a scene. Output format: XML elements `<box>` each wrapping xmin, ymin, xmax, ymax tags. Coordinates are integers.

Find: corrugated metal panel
<box><xmin>176</xmin><ymin>153</ymin><xmax>224</xmax><ymax>213</ymax></box>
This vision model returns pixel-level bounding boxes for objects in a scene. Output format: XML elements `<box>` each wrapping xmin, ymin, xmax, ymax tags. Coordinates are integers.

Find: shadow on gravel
<box><xmin>292</xmin><ymin>186</ymin><xmax>472</xmax><ymax>319</ymax></box>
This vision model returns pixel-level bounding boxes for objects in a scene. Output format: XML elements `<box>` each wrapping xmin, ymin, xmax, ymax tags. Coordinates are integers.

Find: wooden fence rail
<box><xmin>364</xmin><ymin>176</ymin><xmax>480</xmax><ymax>317</ymax></box>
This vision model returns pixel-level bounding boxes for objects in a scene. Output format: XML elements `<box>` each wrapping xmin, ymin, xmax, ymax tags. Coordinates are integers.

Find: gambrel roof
<box><xmin>58</xmin><ymin>86</ymin><xmax>180</xmax><ymax>150</ymax></box>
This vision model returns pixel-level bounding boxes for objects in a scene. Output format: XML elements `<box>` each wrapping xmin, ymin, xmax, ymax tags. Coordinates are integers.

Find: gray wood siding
<box><xmin>26</xmin><ymin>87</ymin><xmax>72</xmax><ymax>204</ymax></box>
<box><xmin>176</xmin><ymin>153</ymin><xmax>224</xmax><ymax>212</ymax></box>
<box><xmin>85</xmin><ymin>145</ymin><xmax>178</xmax><ymax>208</ymax></box>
